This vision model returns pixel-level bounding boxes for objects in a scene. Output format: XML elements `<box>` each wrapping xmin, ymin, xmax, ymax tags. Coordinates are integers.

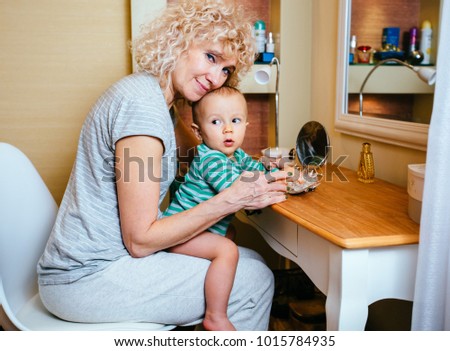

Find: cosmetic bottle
<box><xmin>406</xmin><ymin>27</ymin><xmax>424</xmax><ymax>65</ymax></box>
<box><xmin>420</xmin><ymin>20</ymin><xmax>432</xmax><ymax>64</ymax></box>
<box><xmin>260</xmin><ymin>32</ymin><xmax>275</xmax><ymax>63</ymax></box>
<box><xmin>357</xmin><ymin>143</ymin><xmax>375</xmax><ymax>184</ymax></box>
<box><xmin>254</xmin><ymin>20</ymin><xmax>266</xmax><ymax>55</ymax></box>
<box><xmin>350</xmin><ymin>35</ymin><xmax>357</xmax><ymax>63</ymax></box>
<box><xmin>266</xmin><ymin>32</ymin><xmax>275</xmax><ymax>53</ymax></box>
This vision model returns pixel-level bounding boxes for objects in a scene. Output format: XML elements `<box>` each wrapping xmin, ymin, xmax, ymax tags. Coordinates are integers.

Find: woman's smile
<box><xmin>195</xmin><ymin>78</ymin><xmax>210</xmax><ymax>94</ymax></box>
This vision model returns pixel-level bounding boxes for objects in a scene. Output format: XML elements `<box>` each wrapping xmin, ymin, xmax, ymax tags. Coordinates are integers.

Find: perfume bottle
<box><xmin>357</xmin><ymin>143</ymin><xmax>375</xmax><ymax>183</ymax></box>
<box><xmin>406</xmin><ymin>27</ymin><xmax>424</xmax><ymax>65</ymax></box>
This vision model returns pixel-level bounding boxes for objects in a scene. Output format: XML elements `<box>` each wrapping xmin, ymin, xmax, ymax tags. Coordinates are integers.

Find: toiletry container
<box><xmin>382</xmin><ymin>27</ymin><xmax>400</xmax><ymax>50</ymax></box>
<box><xmin>420</xmin><ymin>20</ymin><xmax>432</xmax><ymax>64</ymax></box>
<box><xmin>349</xmin><ymin>35</ymin><xmax>357</xmax><ymax>63</ymax></box>
<box><xmin>407</xmin><ymin>164</ymin><xmax>425</xmax><ymax>223</ymax></box>
<box><xmin>261</xmin><ymin>32</ymin><xmax>275</xmax><ymax>63</ymax></box>
<box><xmin>254</xmin><ymin>20</ymin><xmax>266</xmax><ymax>55</ymax></box>
<box><xmin>406</xmin><ymin>27</ymin><xmax>424</xmax><ymax>64</ymax></box>
<box><xmin>266</xmin><ymin>32</ymin><xmax>275</xmax><ymax>53</ymax></box>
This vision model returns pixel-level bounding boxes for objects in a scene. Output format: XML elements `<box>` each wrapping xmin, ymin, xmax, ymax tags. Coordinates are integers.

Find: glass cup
<box><xmin>357</xmin><ymin>46</ymin><xmax>372</xmax><ymax>63</ymax></box>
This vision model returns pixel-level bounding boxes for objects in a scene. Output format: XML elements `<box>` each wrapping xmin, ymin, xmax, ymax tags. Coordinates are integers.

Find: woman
<box><xmin>37</xmin><ymin>0</ymin><xmax>287</xmax><ymax>330</ymax></box>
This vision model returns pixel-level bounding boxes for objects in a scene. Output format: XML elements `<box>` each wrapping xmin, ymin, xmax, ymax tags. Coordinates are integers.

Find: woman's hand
<box><xmin>223</xmin><ymin>170</ymin><xmax>288</xmax><ymax>211</ymax></box>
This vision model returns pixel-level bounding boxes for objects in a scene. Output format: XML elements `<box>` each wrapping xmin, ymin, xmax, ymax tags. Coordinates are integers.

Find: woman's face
<box><xmin>169</xmin><ymin>42</ymin><xmax>237</xmax><ymax>103</ymax></box>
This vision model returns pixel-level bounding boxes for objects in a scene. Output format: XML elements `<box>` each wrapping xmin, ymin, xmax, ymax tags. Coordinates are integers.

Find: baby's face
<box><xmin>193</xmin><ymin>93</ymin><xmax>248</xmax><ymax>157</ymax></box>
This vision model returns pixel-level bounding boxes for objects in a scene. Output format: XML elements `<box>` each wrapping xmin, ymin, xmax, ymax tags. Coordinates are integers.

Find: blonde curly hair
<box><xmin>131</xmin><ymin>0</ymin><xmax>257</xmax><ymax>90</ymax></box>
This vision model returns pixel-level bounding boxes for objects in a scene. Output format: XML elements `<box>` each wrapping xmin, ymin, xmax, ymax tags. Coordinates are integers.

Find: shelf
<box><xmin>239</xmin><ymin>64</ymin><xmax>277</xmax><ymax>94</ymax></box>
<box><xmin>348</xmin><ymin>65</ymin><xmax>435</xmax><ymax>94</ymax></box>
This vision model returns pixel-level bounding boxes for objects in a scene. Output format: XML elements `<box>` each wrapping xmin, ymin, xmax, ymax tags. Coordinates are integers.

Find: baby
<box><xmin>164</xmin><ymin>86</ymin><xmax>277</xmax><ymax>330</ymax></box>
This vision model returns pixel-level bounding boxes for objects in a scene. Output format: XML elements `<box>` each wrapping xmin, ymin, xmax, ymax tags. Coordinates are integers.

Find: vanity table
<box><xmin>236</xmin><ymin>166</ymin><xmax>420</xmax><ymax>330</ymax></box>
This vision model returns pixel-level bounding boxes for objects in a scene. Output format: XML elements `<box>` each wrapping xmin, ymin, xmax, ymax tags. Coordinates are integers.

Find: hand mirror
<box><xmin>287</xmin><ymin>121</ymin><xmax>330</xmax><ymax>194</ymax></box>
<box><xmin>296</xmin><ymin>121</ymin><xmax>330</xmax><ymax>168</ymax></box>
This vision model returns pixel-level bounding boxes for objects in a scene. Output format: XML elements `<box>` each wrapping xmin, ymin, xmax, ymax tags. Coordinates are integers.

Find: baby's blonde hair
<box><xmin>131</xmin><ymin>0</ymin><xmax>256</xmax><ymax>90</ymax></box>
<box><xmin>192</xmin><ymin>86</ymin><xmax>245</xmax><ymax>125</ymax></box>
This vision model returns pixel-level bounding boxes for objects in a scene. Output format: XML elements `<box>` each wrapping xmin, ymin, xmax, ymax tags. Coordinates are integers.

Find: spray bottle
<box><xmin>420</xmin><ymin>20</ymin><xmax>433</xmax><ymax>65</ymax></box>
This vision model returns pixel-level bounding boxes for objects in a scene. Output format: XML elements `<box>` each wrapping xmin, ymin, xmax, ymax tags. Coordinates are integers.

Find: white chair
<box><xmin>0</xmin><ymin>143</ymin><xmax>174</xmax><ymax>330</ymax></box>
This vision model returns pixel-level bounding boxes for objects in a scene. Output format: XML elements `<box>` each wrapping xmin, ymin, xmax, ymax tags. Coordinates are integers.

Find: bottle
<box><xmin>406</xmin><ymin>27</ymin><xmax>424</xmax><ymax>65</ymax></box>
<box><xmin>350</xmin><ymin>35</ymin><xmax>357</xmax><ymax>63</ymax></box>
<box><xmin>254</xmin><ymin>20</ymin><xmax>266</xmax><ymax>55</ymax></box>
<box><xmin>420</xmin><ymin>20</ymin><xmax>432</xmax><ymax>65</ymax></box>
<box><xmin>266</xmin><ymin>32</ymin><xmax>275</xmax><ymax>53</ymax></box>
<box><xmin>357</xmin><ymin>143</ymin><xmax>375</xmax><ymax>184</ymax></box>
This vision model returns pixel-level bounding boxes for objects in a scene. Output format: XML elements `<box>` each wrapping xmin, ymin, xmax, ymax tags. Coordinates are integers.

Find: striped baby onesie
<box><xmin>164</xmin><ymin>143</ymin><xmax>265</xmax><ymax>235</ymax></box>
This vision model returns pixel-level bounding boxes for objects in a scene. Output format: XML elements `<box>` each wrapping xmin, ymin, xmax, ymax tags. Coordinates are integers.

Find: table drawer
<box><xmin>243</xmin><ymin>208</ymin><xmax>298</xmax><ymax>256</ymax></box>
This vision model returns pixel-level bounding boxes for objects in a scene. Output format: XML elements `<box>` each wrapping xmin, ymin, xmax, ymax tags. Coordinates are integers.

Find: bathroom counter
<box><xmin>236</xmin><ymin>166</ymin><xmax>420</xmax><ymax>330</ymax></box>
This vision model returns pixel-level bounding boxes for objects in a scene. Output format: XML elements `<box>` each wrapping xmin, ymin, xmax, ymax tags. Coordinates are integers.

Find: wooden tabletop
<box><xmin>271</xmin><ymin>166</ymin><xmax>420</xmax><ymax>249</ymax></box>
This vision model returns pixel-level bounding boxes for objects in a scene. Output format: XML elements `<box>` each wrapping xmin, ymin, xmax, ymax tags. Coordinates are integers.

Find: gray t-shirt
<box><xmin>37</xmin><ymin>73</ymin><xmax>177</xmax><ymax>285</ymax></box>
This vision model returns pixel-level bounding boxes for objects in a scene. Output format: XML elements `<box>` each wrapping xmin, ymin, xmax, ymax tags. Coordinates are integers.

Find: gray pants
<box><xmin>39</xmin><ymin>247</ymin><xmax>274</xmax><ymax>330</ymax></box>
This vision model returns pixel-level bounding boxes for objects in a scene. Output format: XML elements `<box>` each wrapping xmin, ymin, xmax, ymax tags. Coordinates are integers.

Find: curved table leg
<box><xmin>325</xmin><ymin>246</ymin><xmax>369</xmax><ymax>330</ymax></box>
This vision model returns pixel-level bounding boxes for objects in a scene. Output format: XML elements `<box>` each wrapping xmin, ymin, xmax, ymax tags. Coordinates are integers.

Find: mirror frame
<box><xmin>334</xmin><ymin>0</ymin><xmax>429</xmax><ymax>151</ymax></box>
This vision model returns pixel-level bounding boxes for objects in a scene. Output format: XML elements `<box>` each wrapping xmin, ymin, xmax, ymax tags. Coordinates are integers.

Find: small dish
<box><xmin>286</xmin><ymin>168</ymin><xmax>321</xmax><ymax>195</ymax></box>
<box><xmin>287</xmin><ymin>180</ymin><xmax>320</xmax><ymax>194</ymax></box>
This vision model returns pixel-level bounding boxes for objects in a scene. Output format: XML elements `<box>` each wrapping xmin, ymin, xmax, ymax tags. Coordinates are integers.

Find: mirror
<box><xmin>287</xmin><ymin>121</ymin><xmax>330</xmax><ymax>194</ymax></box>
<box><xmin>335</xmin><ymin>0</ymin><xmax>441</xmax><ymax>151</ymax></box>
<box><xmin>296</xmin><ymin>121</ymin><xmax>330</xmax><ymax>168</ymax></box>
